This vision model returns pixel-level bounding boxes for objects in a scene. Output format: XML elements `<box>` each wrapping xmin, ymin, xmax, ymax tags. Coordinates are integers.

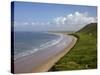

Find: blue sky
<box><xmin>13</xmin><ymin>1</ymin><xmax>97</xmax><ymax>31</ymax></box>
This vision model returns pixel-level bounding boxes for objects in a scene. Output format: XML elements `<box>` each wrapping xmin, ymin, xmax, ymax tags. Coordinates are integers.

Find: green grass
<box><xmin>49</xmin><ymin>23</ymin><xmax>97</xmax><ymax>71</ymax></box>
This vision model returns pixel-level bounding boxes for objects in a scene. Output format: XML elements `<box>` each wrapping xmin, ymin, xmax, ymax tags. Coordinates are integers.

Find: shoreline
<box><xmin>32</xmin><ymin>35</ymin><xmax>77</xmax><ymax>72</ymax></box>
<box><xmin>14</xmin><ymin>33</ymin><xmax>77</xmax><ymax>74</ymax></box>
<box><xmin>14</xmin><ymin>32</ymin><xmax>63</xmax><ymax>60</ymax></box>
<box><xmin>14</xmin><ymin>33</ymin><xmax>63</xmax><ymax>60</ymax></box>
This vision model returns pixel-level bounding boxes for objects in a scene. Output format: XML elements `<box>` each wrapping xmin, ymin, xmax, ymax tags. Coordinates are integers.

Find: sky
<box><xmin>12</xmin><ymin>1</ymin><xmax>97</xmax><ymax>31</ymax></box>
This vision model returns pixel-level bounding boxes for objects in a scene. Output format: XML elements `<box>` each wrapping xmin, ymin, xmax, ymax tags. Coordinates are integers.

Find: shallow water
<box><xmin>14</xmin><ymin>32</ymin><xmax>61</xmax><ymax>60</ymax></box>
<box><xmin>14</xmin><ymin>34</ymin><xmax>73</xmax><ymax>73</ymax></box>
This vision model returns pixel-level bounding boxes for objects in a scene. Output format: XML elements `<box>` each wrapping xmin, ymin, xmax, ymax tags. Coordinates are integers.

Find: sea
<box><xmin>14</xmin><ymin>32</ymin><xmax>61</xmax><ymax>60</ymax></box>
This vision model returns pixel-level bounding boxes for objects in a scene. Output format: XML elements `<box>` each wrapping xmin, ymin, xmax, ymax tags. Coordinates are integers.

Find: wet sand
<box><xmin>14</xmin><ymin>34</ymin><xmax>77</xmax><ymax>74</ymax></box>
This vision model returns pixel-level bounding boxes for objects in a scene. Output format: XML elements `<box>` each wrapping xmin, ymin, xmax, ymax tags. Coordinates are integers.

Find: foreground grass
<box><xmin>49</xmin><ymin>32</ymin><xmax>97</xmax><ymax>71</ymax></box>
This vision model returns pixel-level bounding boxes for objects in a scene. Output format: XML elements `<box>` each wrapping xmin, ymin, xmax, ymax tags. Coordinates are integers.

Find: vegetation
<box><xmin>49</xmin><ymin>23</ymin><xmax>97</xmax><ymax>71</ymax></box>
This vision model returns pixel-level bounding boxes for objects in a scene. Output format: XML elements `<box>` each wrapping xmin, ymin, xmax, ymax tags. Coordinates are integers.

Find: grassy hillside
<box><xmin>78</xmin><ymin>23</ymin><xmax>97</xmax><ymax>36</ymax></box>
<box><xmin>49</xmin><ymin>23</ymin><xmax>97</xmax><ymax>71</ymax></box>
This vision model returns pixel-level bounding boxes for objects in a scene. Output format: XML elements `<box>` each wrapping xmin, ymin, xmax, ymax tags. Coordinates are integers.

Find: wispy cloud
<box><xmin>23</xmin><ymin>22</ymin><xmax>29</xmax><ymax>26</ymax></box>
<box><xmin>53</xmin><ymin>12</ymin><xmax>97</xmax><ymax>31</ymax></box>
<box><xmin>14</xmin><ymin>12</ymin><xmax>97</xmax><ymax>31</ymax></box>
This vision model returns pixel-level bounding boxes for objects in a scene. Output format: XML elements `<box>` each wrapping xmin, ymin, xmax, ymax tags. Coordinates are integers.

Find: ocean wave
<box><xmin>14</xmin><ymin>34</ymin><xmax>63</xmax><ymax>60</ymax></box>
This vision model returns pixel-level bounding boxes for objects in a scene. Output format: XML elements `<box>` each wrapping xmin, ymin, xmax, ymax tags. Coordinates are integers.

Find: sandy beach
<box><xmin>14</xmin><ymin>33</ymin><xmax>77</xmax><ymax>74</ymax></box>
<box><xmin>32</xmin><ymin>35</ymin><xmax>77</xmax><ymax>73</ymax></box>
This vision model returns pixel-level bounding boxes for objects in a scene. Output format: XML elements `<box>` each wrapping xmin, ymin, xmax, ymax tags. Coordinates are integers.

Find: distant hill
<box><xmin>77</xmin><ymin>23</ymin><xmax>97</xmax><ymax>36</ymax></box>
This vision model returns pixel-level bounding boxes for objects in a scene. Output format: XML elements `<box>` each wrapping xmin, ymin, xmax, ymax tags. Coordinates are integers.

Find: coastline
<box><xmin>14</xmin><ymin>33</ymin><xmax>77</xmax><ymax>74</ymax></box>
<box><xmin>32</xmin><ymin>35</ymin><xmax>77</xmax><ymax>72</ymax></box>
<box><xmin>14</xmin><ymin>32</ymin><xmax>63</xmax><ymax>60</ymax></box>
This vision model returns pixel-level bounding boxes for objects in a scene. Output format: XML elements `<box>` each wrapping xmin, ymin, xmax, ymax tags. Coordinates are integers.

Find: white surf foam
<box><xmin>14</xmin><ymin>34</ymin><xmax>64</xmax><ymax>60</ymax></box>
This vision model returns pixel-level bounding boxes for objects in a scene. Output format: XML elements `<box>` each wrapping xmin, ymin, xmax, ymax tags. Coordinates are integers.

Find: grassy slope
<box><xmin>49</xmin><ymin>23</ymin><xmax>97</xmax><ymax>71</ymax></box>
<box><xmin>78</xmin><ymin>23</ymin><xmax>97</xmax><ymax>37</ymax></box>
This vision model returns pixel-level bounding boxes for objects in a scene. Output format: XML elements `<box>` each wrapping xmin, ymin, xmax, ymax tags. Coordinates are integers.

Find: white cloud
<box><xmin>53</xmin><ymin>12</ymin><xmax>97</xmax><ymax>31</ymax></box>
<box><xmin>14</xmin><ymin>12</ymin><xmax>97</xmax><ymax>31</ymax></box>
<box><xmin>54</xmin><ymin>16</ymin><xmax>66</xmax><ymax>25</ymax></box>
<box><xmin>31</xmin><ymin>22</ymin><xmax>36</xmax><ymax>26</ymax></box>
<box><xmin>23</xmin><ymin>22</ymin><xmax>28</xmax><ymax>26</ymax></box>
<box><xmin>31</xmin><ymin>22</ymin><xmax>35</xmax><ymax>25</ymax></box>
<box><xmin>14</xmin><ymin>22</ymin><xmax>29</xmax><ymax>26</ymax></box>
